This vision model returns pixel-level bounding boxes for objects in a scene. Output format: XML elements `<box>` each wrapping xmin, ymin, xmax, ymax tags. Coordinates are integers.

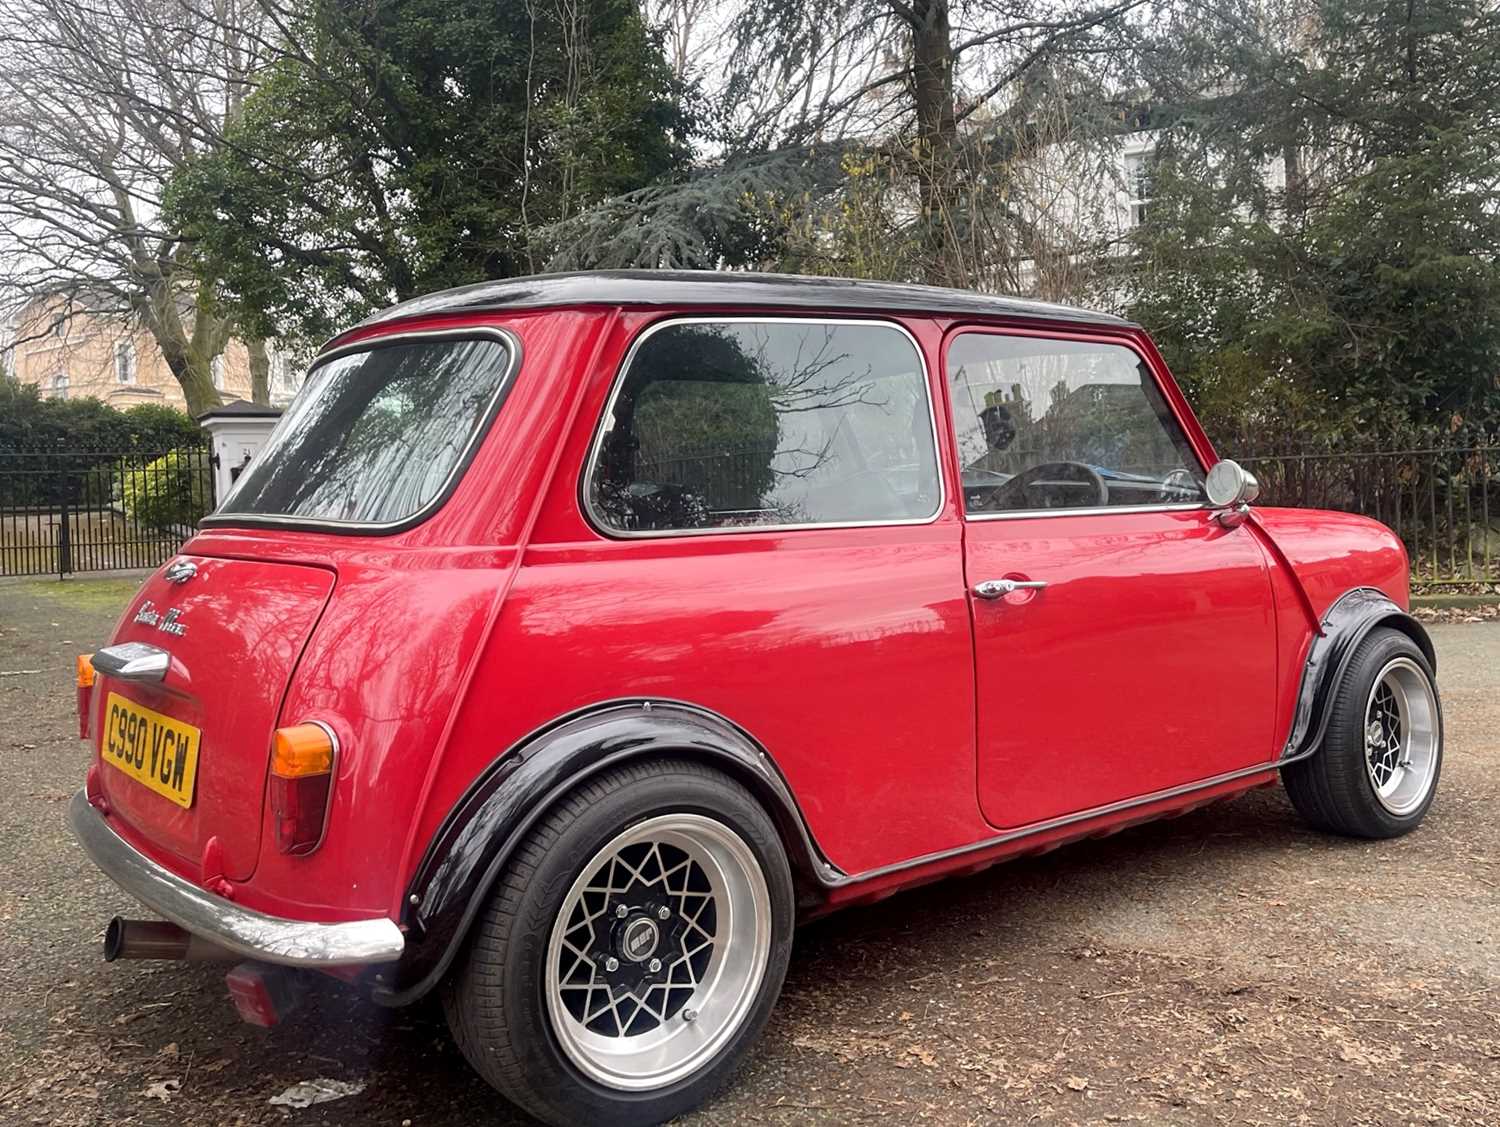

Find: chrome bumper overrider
<box><xmin>69</xmin><ymin>790</ymin><xmax>404</xmax><ymax>967</ymax></box>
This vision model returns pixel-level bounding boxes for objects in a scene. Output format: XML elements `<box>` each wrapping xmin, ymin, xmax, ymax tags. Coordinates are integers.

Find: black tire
<box><xmin>442</xmin><ymin>759</ymin><xmax>795</xmax><ymax>1127</ymax></box>
<box><xmin>1282</xmin><ymin>627</ymin><xmax>1442</xmax><ymax>839</ymax></box>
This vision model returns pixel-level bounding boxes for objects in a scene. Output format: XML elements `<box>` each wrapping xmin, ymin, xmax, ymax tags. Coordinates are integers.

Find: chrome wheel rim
<box><xmin>1363</xmin><ymin>657</ymin><xmax>1439</xmax><ymax>816</ymax></box>
<box><xmin>543</xmin><ymin>813</ymin><xmax>771</xmax><ymax>1091</ymax></box>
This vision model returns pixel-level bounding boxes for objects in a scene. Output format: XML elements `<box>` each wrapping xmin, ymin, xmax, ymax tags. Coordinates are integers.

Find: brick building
<box><xmin>3</xmin><ymin>294</ymin><xmax>299</xmax><ymax>410</ymax></box>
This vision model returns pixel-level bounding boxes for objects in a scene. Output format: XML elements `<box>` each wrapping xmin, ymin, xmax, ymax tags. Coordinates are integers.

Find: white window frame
<box><xmin>114</xmin><ymin>339</ymin><xmax>136</xmax><ymax>384</ymax></box>
<box><xmin>1123</xmin><ymin>147</ymin><xmax>1154</xmax><ymax>228</ymax></box>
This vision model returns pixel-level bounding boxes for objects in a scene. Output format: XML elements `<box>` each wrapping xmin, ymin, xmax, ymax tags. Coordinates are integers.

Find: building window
<box><xmin>211</xmin><ymin>354</ymin><xmax>225</xmax><ymax>390</ymax></box>
<box><xmin>1124</xmin><ymin>150</ymin><xmax>1155</xmax><ymax>227</ymax></box>
<box><xmin>52</xmin><ymin>371</ymin><xmax>69</xmax><ymax>399</ymax></box>
<box><xmin>114</xmin><ymin>339</ymin><xmax>136</xmax><ymax>384</ymax></box>
<box><xmin>270</xmin><ymin>348</ymin><xmax>296</xmax><ymax>394</ymax></box>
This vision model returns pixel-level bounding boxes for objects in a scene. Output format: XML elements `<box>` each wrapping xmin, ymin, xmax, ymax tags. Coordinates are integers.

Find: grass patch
<box><xmin>15</xmin><ymin>577</ymin><xmax>143</xmax><ymax>613</ymax></box>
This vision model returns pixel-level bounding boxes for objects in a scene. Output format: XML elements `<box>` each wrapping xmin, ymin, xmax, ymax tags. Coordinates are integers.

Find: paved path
<box><xmin>2</xmin><ymin>578</ymin><xmax>1496</xmax><ymax>1125</ymax></box>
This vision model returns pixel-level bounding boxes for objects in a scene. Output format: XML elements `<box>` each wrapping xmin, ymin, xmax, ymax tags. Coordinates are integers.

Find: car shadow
<box><xmin>120</xmin><ymin>786</ymin><xmax>1344</xmax><ymax>1124</ymax></box>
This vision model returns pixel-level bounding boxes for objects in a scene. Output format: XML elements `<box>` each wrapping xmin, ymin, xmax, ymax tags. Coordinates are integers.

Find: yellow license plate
<box><xmin>102</xmin><ymin>691</ymin><xmax>201</xmax><ymax>809</ymax></box>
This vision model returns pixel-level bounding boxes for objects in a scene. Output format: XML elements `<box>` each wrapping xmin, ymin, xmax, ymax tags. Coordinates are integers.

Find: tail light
<box><xmin>76</xmin><ymin>654</ymin><xmax>95</xmax><ymax>739</ymax></box>
<box><xmin>269</xmin><ymin>722</ymin><xmax>337</xmax><ymax>855</ymax></box>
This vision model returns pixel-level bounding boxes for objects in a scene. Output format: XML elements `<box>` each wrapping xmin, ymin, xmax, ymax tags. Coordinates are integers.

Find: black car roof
<box><xmin>349</xmin><ymin>269</ymin><xmax>1134</xmax><ymax>333</ymax></box>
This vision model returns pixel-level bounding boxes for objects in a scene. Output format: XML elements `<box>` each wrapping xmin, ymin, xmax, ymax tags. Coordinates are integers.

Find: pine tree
<box><xmin>167</xmin><ymin>0</ymin><xmax>692</xmax><ymax>342</ymax></box>
<box><xmin>1129</xmin><ymin>0</ymin><xmax>1500</xmax><ymax>440</ymax></box>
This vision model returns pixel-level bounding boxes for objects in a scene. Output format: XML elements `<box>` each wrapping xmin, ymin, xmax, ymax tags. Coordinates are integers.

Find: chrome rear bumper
<box><xmin>69</xmin><ymin>790</ymin><xmax>404</xmax><ymax>967</ymax></box>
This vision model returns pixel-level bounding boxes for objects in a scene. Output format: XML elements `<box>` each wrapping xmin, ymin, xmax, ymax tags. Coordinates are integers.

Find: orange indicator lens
<box><xmin>271</xmin><ymin>724</ymin><xmax>335</xmax><ymax>778</ymax></box>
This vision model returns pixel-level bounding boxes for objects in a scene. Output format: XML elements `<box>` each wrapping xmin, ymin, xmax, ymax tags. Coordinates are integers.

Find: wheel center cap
<box><xmin>619</xmin><ymin>917</ymin><xmax>660</xmax><ymax>963</ymax></box>
<box><xmin>1366</xmin><ymin>720</ymin><xmax>1385</xmax><ymax>746</ymax></box>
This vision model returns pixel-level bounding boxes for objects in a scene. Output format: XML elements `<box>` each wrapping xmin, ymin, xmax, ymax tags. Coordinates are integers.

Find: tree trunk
<box><xmin>158</xmin><ymin>344</ymin><xmax>223</xmax><ymax>417</ymax></box>
<box><xmin>246</xmin><ymin>337</ymin><xmax>271</xmax><ymax>406</ymax></box>
<box><xmin>1282</xmin><ymin>142</ymin><xmax>1305</xmax><ymax>226</ymax></box>
<box><xmin>138</xmin><ymin>286</ymin><xmax>222</xmax><ymax>417</ymax></box>
<box><xmin>908</xmin><ymin>0</ymin><xmax>959</xmax><ymax>286</ymax></box>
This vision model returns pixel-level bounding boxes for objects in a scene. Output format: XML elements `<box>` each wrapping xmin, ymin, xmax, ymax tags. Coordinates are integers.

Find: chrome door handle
<box><xmin>973</xmin><ymin>578</ymin><xmax>1048</xmax><ymax>600</ymax></box>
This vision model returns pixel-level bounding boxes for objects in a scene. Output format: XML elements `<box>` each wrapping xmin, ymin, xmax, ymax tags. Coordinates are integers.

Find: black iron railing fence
<box><xmin>635</xmin><ymin>449</ymin><xmax>776</xmax><ymax>515</ymax></box>
<box><xmin>1234</xmin><ymin>444</ymin><xmax>1499</xmax><ymax>584</ymax></box>
<box><xmin>0</xmin><ymin>445</ymin><xmax>213</xmax><ymax>578</ymax></box>
<box><xmin>638</xmin><ymin>442</ymin><xmax>1500</xmax><ymax>584</ymax></box>
<box><xmin>3</xmin><ymin>442</ymin><xmax>1496</xmax><ymax>582</ymax></box>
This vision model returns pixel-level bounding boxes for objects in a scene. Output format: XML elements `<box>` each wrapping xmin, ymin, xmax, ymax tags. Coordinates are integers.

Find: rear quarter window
<box><xmin>213</xmin><ymin>331</ymin><xmax>516</xmax><ymax>528</ymax></box>
<box><xmin>586</xmin><ymin>319</ymin><xmax>941</xmax><ymax>534</ymax></box>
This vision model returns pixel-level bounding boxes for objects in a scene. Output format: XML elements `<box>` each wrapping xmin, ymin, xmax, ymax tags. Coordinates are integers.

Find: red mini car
<box><xmin>71</xmin><ymin>272</ymin><xmax>1442</xmax><ymax>1125</ymax></box>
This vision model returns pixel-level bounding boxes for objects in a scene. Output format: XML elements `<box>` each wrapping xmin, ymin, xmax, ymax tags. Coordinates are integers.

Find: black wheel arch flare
<box><xmin>377</xmin><ymin>590</ymin><xmax>1436</xmax><ymax>1006</ymax></box>
<box><xmin>375</xmin><ymin>699</ymin><xmax>840</xmax><ymax>1006</ymax></box>
<box><xmin>1281</xmin><ymin>587</ymin><xmax>1437</xmax><ymax>763</ymax></box>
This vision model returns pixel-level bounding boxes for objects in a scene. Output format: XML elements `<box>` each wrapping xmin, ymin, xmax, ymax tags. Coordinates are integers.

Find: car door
<box><xmin>945</xmin><ymin>327</ymin><xmax>1279</xmax><ymax>829</ymax></box>
<box><xmin>510</xmin><ymin>314</ymin><xmax>981</xmax><ymax>876</ymax></box>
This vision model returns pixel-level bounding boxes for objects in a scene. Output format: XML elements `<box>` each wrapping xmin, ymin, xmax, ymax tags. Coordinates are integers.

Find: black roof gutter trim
<box><xmin>335</xmin><ymin>269</ymin><xmax>1135</xmax><ymax>347</ymax></box>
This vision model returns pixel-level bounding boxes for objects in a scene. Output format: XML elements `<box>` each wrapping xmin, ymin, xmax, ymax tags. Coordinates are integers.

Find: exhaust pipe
<box><xmin>104</xmin><ymin>916</ymin><xmax>237</xmax><ymax>962</ymax></box>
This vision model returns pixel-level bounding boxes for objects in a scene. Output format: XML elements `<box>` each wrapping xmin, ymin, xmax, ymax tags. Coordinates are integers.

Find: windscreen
<box><xmin>215</xmin><ymin>334</ymin><xmax>514</xmax><ymax>526</ymax></box>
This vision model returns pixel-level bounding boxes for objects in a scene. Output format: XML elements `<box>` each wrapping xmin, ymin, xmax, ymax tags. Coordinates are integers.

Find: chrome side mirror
<box><xmin>1205</xmin><ymin>459</ymin><xmax>1259</xmax><ymax>527</ymax></box>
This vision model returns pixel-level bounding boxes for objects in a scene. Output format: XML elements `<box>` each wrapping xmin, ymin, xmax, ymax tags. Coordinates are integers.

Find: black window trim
<box><xmin>944</xmin><ymin>327</ymin><xmax>1210</xmax><ymax>523</ymax></box>
<box><xmin>579</xmin><ymin>315</ymin><xmax>947</xmax><ymax>539</ymax></box>
<box><xmin>200</xmin><ymin>326</ymin><xmax>523</xmax><ymax>536</ymax></box>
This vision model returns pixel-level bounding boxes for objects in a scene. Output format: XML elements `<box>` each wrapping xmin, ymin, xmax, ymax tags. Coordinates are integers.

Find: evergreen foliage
<box><xmin>167</xmin><ymin>0</ymin><xmax>692</xmax><ymax>342</ymax></box>
<box><xmin>1128</xmin><ymin>0</ymin><xmax>1500</xmax><ymax>444</ymax></box>
<box><xmin>553</xmin><ymin>0</ymin><xmax>1143</xmax><ymax>288</ymax></box>
<box><xmin>541</xmin><ymin>147</ymin><xmax>849</xmax><ymax>270</ymax></box>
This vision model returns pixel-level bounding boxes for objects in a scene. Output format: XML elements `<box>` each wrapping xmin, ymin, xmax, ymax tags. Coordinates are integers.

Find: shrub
<box><xmin>0</xmin><ymin>380</ymin><xmax>205</xmax><ymax>510</ymax></box>
<box><xmin>121</xmin><ymin>451</ymin><xmax>213</xmax><ymax>533</ymax></box>
<box><xmin>0</xmin><ymin>380</ymin><xmax>200</xmax><ymax>454</ymax></box>
<box><xmin>118</xmin><ymin>403</ymin><xmax>203</xmax><ymax>449</ymax></box>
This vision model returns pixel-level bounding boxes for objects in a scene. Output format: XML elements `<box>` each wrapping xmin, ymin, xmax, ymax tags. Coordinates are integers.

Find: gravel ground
<box><xmin>2</xmin><ymin>577</ymin><xmax>1496</xmax><ymax>1125</ymax></box>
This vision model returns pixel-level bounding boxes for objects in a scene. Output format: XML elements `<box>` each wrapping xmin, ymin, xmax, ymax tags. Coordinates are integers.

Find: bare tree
<box><xmin>642</xmin><ymin>0</ymin><xmax>727</xmax><ymax>81</ymax></box>
<box><xmin>0</xmin><ymin>0</ymin><xmax>278</xmax><ymax>412</ymax></box>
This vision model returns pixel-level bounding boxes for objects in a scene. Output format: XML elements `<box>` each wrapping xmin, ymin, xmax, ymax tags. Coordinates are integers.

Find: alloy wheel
<box><xmin>543</xmin><ymin>813</ymin><xmax>772</xmax><ymax>1091</ymax></box>
<box><xmin>1363</xmin><ymin>656</ymin><xmax>1439</xmax><ymax>816</ymax></box>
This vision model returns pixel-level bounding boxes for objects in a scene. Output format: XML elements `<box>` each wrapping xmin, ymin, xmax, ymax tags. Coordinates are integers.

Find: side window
<box><xmin>587</xmin><ymin>320</ymin><xmax>940</xmax><ymax>533</ymax></box>
<box><xmin>947</xmin><ymin>333</ymin><xmax>1205</xmax><ymax>514</ymax></box>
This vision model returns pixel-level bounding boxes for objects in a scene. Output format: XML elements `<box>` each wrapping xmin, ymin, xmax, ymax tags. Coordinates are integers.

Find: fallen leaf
<box><xmin>268</xmin><ymin>1078</ymin><xmax>366</xmax><ymax>1108</ymax></box>
<box><xmin>1065</xmin><ymin>1076</ymin><xmax>1089</xmax><ymax>1092</ymax></box>
<box><xmin>143</xmin><ymin>1079</ymin><xmax>180</xmax><ymax>1102</ymax></box>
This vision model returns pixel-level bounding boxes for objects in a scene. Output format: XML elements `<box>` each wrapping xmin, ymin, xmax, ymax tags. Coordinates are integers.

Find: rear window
<box><xmin>213</xmin><ymin>332</ymin><xmax>515</xmax><ymax>527</ymax></box>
